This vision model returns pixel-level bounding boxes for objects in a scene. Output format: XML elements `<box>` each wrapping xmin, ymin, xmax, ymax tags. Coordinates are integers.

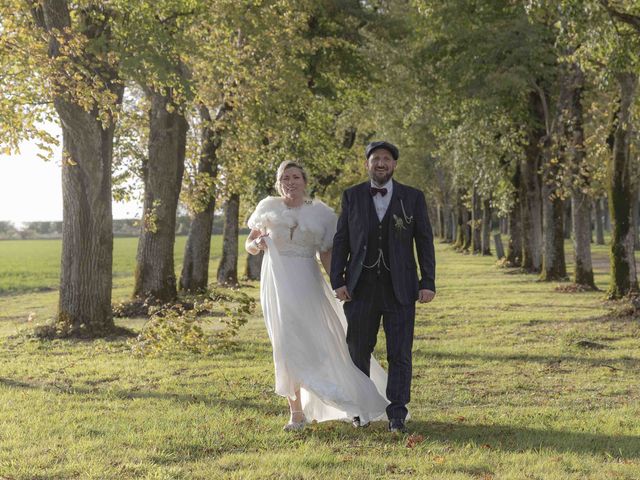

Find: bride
<box><xmin>245</xmin><ymin>160</ymin><xmax>389</xmax><ymax>431</ymax></box>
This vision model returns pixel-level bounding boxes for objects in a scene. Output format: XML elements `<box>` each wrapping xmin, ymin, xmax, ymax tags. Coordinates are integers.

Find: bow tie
<box><xmin>370</xmin><ymin>187</ymin><xmax>388</xmax><ymax>197</ymax></box>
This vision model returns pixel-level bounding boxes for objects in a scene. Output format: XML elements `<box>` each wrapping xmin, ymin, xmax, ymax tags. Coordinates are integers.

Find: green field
<box><xmin>0</xmin><ymin>236</ymin><xmax>242</xmax><ymax>329</ymax></box>
<box><xmin>0</xmin><ymin>239</ymin><xmax>639</xmax><ymax>479</ymax></box>
<box><xmin>0</xmin><ymin>236</ymin><xmax>231</xmax><ymax>295</ymax></box>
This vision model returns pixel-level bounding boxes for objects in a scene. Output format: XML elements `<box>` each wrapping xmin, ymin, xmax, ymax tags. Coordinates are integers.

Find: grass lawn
<box><xmin>0</xmin><ymin>238</ymin><xmax>639</xmax><ymax>479</ymax></box>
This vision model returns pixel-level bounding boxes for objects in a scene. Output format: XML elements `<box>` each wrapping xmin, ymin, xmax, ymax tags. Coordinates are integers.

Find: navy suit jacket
<box><xmin>330</xmin><ymin>180</ymin><xmax>436</xmax><ymax>306</ymax></box>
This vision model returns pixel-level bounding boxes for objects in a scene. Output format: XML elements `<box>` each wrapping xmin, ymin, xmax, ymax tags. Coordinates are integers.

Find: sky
<box><xmin>0</xmin><ymin>126</ymin><xmax>140</xmax><ymax>226</ymax></box>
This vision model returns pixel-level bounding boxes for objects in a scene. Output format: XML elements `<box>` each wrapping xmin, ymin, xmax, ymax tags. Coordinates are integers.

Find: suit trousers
<box><xmin>343</xmin><ymin>275</ymin><xmax>415</xmax><ymax>421</ymax></box>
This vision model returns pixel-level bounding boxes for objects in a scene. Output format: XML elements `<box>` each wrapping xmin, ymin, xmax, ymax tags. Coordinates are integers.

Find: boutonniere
<box><xmin>393</xmin><ymin>214</ymin><xmax>407</xmax><ymax>232</ymax></box>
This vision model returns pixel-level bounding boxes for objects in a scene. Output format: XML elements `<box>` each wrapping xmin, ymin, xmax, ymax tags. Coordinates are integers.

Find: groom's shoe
<box><xmin>388</xmin><ymin>418</ymin><xmax>407</xmax><ymax>434</ymax></box>
<box><xmin>352</xmin><ymin>416</ymin><xmax>370</xmax><ymax>428</ymax></box>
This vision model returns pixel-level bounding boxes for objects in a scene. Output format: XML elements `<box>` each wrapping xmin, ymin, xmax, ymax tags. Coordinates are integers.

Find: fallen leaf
<box><xmin>405</xmin><ymin>434</ymin><xmax>425</xmax><ymax>448</ymax></box>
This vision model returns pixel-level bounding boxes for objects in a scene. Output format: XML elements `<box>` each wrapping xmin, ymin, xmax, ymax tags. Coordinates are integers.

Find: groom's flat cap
<box><xmin>365</xmin><ymin>141</ymin><xmax>399</xmax><ymax>161</ymax></box>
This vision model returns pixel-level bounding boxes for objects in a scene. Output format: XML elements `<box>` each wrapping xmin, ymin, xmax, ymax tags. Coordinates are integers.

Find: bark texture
<box><xmin>608</xmin><ymin>72</ymin><xmax>638</xmax><ymax>298</ymax></box>
<box><xmin>520</xmin><ymin>93</ymin><xmax>544</xmax><ymax>273</ymax></box>
<box><xmin>594</xmin><ymin>198</ymin><xmax>605</xmax><ymax>245</ymax></box>
<box><xmin>573</xmin><ymin>192</ymin><xmax>595</xmax><ymax>287</ymax></box>
<box><xmin>179</xmin><ymin>105</ymin><xmax>226</xmax><ymax>292</ymax></box>
<box><xmin>133</xmin><ymin>88</ymin><xmax>188</xmax><ymax>302</ymax></box>
<box><xmin>460</xmin><ymin>205</ymin><xmax>472</xmax><ymax>251</ymax></box>
<box><xmin>506</xmin><ymin>164</ymin><xmax>523</xmax><ymax>266</ymax></box>
<box><xmin>471</xmin><ymin>187</ymin><xmax>482</xmax><ymax>254</ymax></box>
<box><xmin>540</xmin><ymin>187</ymin><xmax>566</xmax><ymax>280</ymax></box>
<box><xmin>540</xmin><ymin>76</ymin><xmax>567</xmax><ymax>282</ymax></box>
<box><xmin>564</xmin><ymin>62</ymin><xmax>595</xmax><ymax>288</ymax></box>
<box><xmin>443</xmin><ymin>203</ymin><xmax>454</xmax><ymax>242</ymax></box>
<box><xmin>36</xmin><ymin>1</ymin><xmax>122</xmax><ymax>336</ymax></box>
<box><xmin>453</xmin><ymin>195</ymin><xmax>465</xmax><ymax>250</ymax></box>
<box><xmin>481</xmin><ymin>197</ymin><xmax>492</xmax><ymax>256</ymax></box>
<box><xmin>217</xmin><ymin>193</ymin><xmax>240</xmax><ymax>285</ymax></box>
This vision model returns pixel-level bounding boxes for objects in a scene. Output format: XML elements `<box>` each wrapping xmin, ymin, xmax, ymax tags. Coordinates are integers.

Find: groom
<box><xmin>331</xmin><ymin>141</ymin><xmax>436</xmax><ymax>433</ymax></box>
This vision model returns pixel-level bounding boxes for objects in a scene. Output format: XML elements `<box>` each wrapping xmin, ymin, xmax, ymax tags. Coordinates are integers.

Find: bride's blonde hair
<box><xmin>275</xmin><ymin>160</ymin><xmax>308</xmax><ymax>197</ymax></box>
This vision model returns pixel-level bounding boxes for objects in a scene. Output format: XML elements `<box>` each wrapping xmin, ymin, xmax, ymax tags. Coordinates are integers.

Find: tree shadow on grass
<box><xmin>307</xmin><ymin>420</ymin><xmax>639</xmax><ymax>459</ymax></box>
<box><xmin>410</xmin><ymin>420</ymin><xmax>640</xmax><ymax>459</ymax></box>
<box><xmin>414</xmin><ymin>349</ymin><xmax>640</xmax><ymax>370</ymax></box>
<box><xmin>0</xmin><ymin>376</ymin><xmax>280</xmax><ymax>416</ymax></box>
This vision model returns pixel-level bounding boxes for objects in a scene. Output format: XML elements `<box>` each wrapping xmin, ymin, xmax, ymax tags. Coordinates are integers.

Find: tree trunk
<box><xmin>603</xmin><ymin>197</ymin><xmax>611</xmax><ymax>232</ymax></box>
<box><xmin>454</xmin><ymin>196</ymin><xmax>465</xmax><ymax>250</ymax></box>
<box><xmin>429</xmin><ymin>203</ymin><xmax>440</xmax><ymax>239</ymax></box>
<box><xmin>633</xmin><ymin>188</ymin><xmax>640</xmax><ymax>251</ymax></box>
<box><xmin>217</xmin><ymin>193</ymin><xmax>240</xmax><ymax>285</ymax></box>
<box><xmin>521</xmin><ymin>92</ymin><xmax>545</xmax><ymax>272</ymax></box>
<box><xmin>443</xmin><ymin>202</ymin><xmax>454</xmax><ymax>243</ymax></box>
<box><xmin>564</xmin><ymin>61</ymin><xmax>594</xmax><ymax>289</ymax></box>
<box><xmin>471</xmin><ymin>187</ymin><xmax>482</xmax><ymax>254</ymax></box>
<box><xmin>179</xmin><ymin>105</ymin><xmax>225</xmax><ymax>292</ymax></box>
<box><xmin>573</xmin><ymin>191</ymin><xmax>595</xmax><ymax>288</ymax></box>
<box><xmin>481</xmin><ymin>197</ymin><xmax>492</xmax><ymax>255</ymax></box>
<box><xmin>521</xmin><ymin>152</ymin><xmax>543</xmax><ymax>270</ymax></box>
<box><xmin>451</xmin><ymin>210</ymin><xmax>457</xmax><ymax>245</ymax></box>
<box><xmin>563</xmin><ymin>199</ymin><xmax>572</xmax><ymax>239</ymax></box>
<box><xmin>36</xmin><ymin>2</ymin><xmax>122</xmax><ymax>336</ymax></box>
<box><xmin>594</xmin><ymin>198</ymin><xmax>605</xmax><ymax>245</ymax></box>
<box><xmin>507</xmin><ymin>164</ymin><xmax>523</xmax><ymax>266</ymax></box>
<box><xmin>436</xmin><ymin>204</ymin><xmax>444</xmax><ymax>239</ymax></box>
<box><xmin>541</xmin><ymin>58</ymin><xmax>590</xmax><ymax>283</ymax></box>
<box><xmin>494</xmin><ymin>234</ymin><xmax>505</xmax><ymax>259</ymax></box>
<box><xmin>245</xmin><ymin>251</ymin><xmax>263</xmax><ymax>280</ymax></box>
<box><xmin>607</xmin><ymin>72</ymin><xmax>638</xmax><ymax>298</ymax></box>
<box><xmin>462</xmin><ymin>205</ymin><xmax>472</xmax><ymax>251</ymax></box>
<box><xmin>133</xmin><ymin>88</ymin><xmax>188</xmax><ymax>302</ymax></box>
<box><xmin>540</xmin><ymin>188</ymin><xmax>567</xmax><ymax>280</ymax></box>
<box><xmin>57</xmin><ymin>105</ymin><xmax>119</xmax><ymax>335</ymax></box>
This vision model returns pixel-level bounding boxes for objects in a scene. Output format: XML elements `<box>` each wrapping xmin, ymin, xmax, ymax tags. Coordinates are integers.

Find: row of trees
<box><xmin>1</xmin><ymin>0</ymin><xmax>378</xmax><ymax>336</ymax></box>
<box><xmin>369</xmin><ymin>0</ymin><xmax>640</xmax><ymax>296</ymax></box>
<box><xmin>2</xmin><ymin>0</ymin><xmax>639</xmax><ymax>338</ymax></box>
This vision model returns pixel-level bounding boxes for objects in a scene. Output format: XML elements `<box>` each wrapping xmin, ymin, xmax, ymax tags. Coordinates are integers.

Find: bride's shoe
<box><xmin>283</xmin><ymin>410</ymin><xmax>308</xmax><ymax>432</ymax></box>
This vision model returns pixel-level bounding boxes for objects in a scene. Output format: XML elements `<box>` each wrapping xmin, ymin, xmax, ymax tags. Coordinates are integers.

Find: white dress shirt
<box><xmin>370</xmin><ymin>179</ymin><xmax>393</xmax><ymax>222</ymax></box>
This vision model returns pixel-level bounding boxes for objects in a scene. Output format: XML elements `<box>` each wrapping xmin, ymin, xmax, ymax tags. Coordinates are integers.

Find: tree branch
<box><xmin>600</xmin><ymin>0</ymin><xmax>640</xmax><ymax>35</ymax></box>
<box><xmin>532</xmin><ymin>81</ymin><xmax>551</xmax><ymax>136</ymax></box>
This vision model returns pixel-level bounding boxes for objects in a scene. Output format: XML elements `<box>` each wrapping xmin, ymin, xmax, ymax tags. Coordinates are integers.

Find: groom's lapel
<box><xmin>387</xmin><ymin>180</ymin><xmax>403</xmax><ymax>237</ymax></box>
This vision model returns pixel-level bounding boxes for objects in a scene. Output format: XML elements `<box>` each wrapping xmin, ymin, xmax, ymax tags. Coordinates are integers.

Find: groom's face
<box><xmin>366</xmin><ymin>148</ymin><xmax>397</xmax><ymax>186</ymax></box>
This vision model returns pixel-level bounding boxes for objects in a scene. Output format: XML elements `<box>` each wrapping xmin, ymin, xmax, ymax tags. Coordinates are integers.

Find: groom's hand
<box><xmin>418</xmin><ymin>289</ymin><xmax>435</xmax><ymax>303</ymax></box>
<box><xmin>334</xmin><ymin>286</ymin><xmax>351</xmax><ymax>302</ymax></box>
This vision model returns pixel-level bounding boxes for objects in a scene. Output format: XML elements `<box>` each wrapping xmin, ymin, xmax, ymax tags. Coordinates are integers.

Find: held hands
<box><xmin>334</xmin><ymin>286</ymin><xmax>351</xmax><ymax>302</ymax></box>
<box><xmin>418</xmin><ymin>289</ymin><xmax>435</xmax><ymax>303</ymax></box>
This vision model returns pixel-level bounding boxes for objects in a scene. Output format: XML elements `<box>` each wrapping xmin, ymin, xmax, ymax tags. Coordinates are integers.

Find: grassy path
<box><xmin>0</xmin><ymin>241</ymin><xmax>639</xmax><ymax>479</ymax></box>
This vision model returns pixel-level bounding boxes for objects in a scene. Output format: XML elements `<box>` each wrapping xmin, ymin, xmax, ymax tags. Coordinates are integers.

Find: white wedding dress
<box><xmin>248</xmin><ymin>196</ymin><xmax>389</xmax><ymax>424</ymax></box>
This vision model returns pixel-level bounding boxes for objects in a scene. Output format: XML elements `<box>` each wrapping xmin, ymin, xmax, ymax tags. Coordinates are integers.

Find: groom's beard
<box><xmin>369</xmin><ymin>170</ymin><xmax>394</xmax><ymax>186</ymax></box>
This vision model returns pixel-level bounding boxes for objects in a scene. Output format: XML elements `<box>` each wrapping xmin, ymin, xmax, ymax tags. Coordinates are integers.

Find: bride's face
<box><xmin>279</xmin><ymin>167</ymin><xmax>306</xmax><ymax>200</ymax></box>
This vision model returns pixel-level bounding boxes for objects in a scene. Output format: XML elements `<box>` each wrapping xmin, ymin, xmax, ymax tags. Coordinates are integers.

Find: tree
<box><xmin>179</xmin><ymin>104</ymin><xmax>226</xmax><ymax>292</ymax></box>
<box><xmin>112</xmin><ymin>2</ymin><xmax>198</xmax><ymax>303</ymax></box>
<box><xmin>27</xmin><ymin>1</ymin><xmax>124</xmax><ymax>336</ymax></box>
<box><xmin>557</xmin><ymin>0</ymin><xmax>640</xmax><ymax>296</ymax></box>
<box><xmin>133</xmin><ymin>80</ymin><xmax>189</xmax><ymax>301</ymax></box>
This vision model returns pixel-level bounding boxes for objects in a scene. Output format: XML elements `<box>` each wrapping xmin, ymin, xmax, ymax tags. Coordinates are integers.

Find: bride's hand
<box><xmin>254</xmin><ymin>233</ymin><xmax>269</xmax><ymax>250</ymax></box>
